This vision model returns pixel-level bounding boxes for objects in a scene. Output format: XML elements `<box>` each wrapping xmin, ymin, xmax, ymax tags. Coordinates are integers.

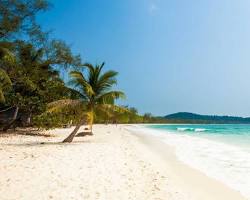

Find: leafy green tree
<box><xmin>0</xmin><ymin>0</ymin><xmax>84</xmax><ymax>131</ymax></box>
<box><xmin>62</xmin><ymin>62</ymin><xmax>125</xmax><ymax>143</ymax></box>
<box><xmin>33</xmin><ymin>99</ymin><xmax>86</xmax><ymax>129</ymax></box>
<box><xmin>0</xmin><ymin>0</ymin><xmax>49</xmax><ymax>40</ymax></box>
<box><xmin>2</xmin><ymin>41</ymin><xmax>80</xmax><ymax>130</ymax></box>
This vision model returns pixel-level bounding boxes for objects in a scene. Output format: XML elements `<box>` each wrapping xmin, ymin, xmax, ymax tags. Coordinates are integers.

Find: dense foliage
<box><xmin>0</xmin><ymin>0</ymin><xmax>150</xmax><ymax>131</ymax></box>
<box><xmin>0</xmin><ymin>0</ymin><xmax>84</xmax><ymax>129</ymax></box>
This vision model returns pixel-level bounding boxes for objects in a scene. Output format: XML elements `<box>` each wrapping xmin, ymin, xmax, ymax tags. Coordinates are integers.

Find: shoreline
<box><xmin>129</xmin><ymin>126</ymin><xmax>246</xmax><ymax>200</ymax></box>
<box><xmin>0</xmin><ymin>124</ymin><xmax>246</xmax><ymax>200</ymax></box>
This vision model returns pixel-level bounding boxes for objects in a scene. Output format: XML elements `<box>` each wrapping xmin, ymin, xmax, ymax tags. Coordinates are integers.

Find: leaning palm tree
<box><xmin>62</xmin><ymin>62</ymin><xmax>125</xmax><ymax>143</ymax></box>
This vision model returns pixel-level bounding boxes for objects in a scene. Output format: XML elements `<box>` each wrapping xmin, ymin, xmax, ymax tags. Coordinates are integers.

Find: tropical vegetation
<box><xmin>61</xmin><ymin>62</ymin><xmax>126</xmax><ymax>142</ymax></box>
<box><xmin>0</xmin><ymin>0</ymin><xmax>155</xmax><ymax>143</ymax></box>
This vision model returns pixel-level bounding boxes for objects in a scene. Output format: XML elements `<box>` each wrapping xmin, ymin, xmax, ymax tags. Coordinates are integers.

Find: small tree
<box><xmin>62</xmin><ymin>62</ymin><xmax>125</xmax><ymax>143</ymax></box>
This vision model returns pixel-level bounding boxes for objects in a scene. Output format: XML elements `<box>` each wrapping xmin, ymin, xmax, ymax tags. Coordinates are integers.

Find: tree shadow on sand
<box><xmin>1</xmin><ymin>140</ymin><xmax>92</xmax><ymax>147</ymax></box>
<box><xmin>0</xmin><ymin>128</ymin><xmax>53</xmax><ymax>138</ymax></box>
<box><xmin>75</xmin><ymin>131</ymin><xmax>93</xmax><ymax>137</ymax></box>
<box><xmin>0</xmin><ymin>129</ymin><xmax>94</xmax><ymax>147</ymax></box>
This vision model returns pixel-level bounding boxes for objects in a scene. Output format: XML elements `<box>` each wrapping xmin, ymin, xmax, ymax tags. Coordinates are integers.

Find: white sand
<box><xmin>0</xmin><ymin>125</ymin><xmax>246</xmax><ymax>200</ymax></box>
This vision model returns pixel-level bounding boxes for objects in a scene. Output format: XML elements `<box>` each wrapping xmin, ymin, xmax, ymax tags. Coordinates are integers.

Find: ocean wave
<box><xmin>164</xmin><ymin>135</ymin><xmax>250</xmax><ymax>199</ymax></box>
<box><xmin>177</xmin><ymin>127</ymin><xmax>209</xmax><ymax>132</ymax></box>
<box><xmin>194</xmin><ymin>128</ymin><xmax>208</xmax><ymax>132</ymax></box>
<box><xmin>177</xmin><ymin>127</ymin><xmax>194</xmax><ymax>131</ymax></box>
<box><xmin>132</xmin><ymin>125</ymin><xmax>250</xmax><ymax>199</ymax></box>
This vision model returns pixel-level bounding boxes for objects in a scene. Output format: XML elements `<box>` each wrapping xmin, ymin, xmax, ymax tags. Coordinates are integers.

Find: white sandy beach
<box><xmin>0</xmin><ymin>125</ymin><xmax>246</xmax><ymax>200</ymax></box>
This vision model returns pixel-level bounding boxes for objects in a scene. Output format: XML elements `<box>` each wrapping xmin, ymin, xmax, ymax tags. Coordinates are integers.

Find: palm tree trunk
<box><xmin>88</xmin><ymin>109</ymin><xmax>94</xmax><ymax>133</ymax></box>
<box><xmin>26</xmin><ymin>112</ymin><xmax>32</xmax><ymax>126</ymax></box>
<box><xmin>3</xmin><ymin>106</ymin><xmax>19</xmax><ymax>132</ymax></box>
<box><xmin>13</xmin><ymin>106</ymin><xmax>19</xmax><ymax>120</ymax></box>
<box><xmin>62</xmin><ymin>121</ymin><xmax>83</xmax><ymax>143</ymax></box>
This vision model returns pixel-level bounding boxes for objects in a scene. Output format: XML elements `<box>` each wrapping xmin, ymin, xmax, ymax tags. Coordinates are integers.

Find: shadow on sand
<box><xmin>0</xmin><ymin>140</ymin><xmax>91</xmax><ymax>147</ymax></box>
<box><xmin>0</xmin><ymin>128</ymin><xmax>53</xmax><ymax>138</ymax></box>
<box><xmin>0</xmin><ymin>129</ymin><xmax>94</xmax><ymax>147</ymax></box>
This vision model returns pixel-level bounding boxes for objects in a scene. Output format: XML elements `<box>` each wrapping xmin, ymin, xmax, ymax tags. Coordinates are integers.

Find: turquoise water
<box><xmin>133</xmin><ymin>124</ymin><xmax>250</xmax><ymax>198</ymax></box>
<box><xmin>149</xmin><ymin>124</ymin><xmax>250</xmax><ymax>148</ymax></box>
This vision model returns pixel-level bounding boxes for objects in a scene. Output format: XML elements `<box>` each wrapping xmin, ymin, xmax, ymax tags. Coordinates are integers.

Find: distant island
<box><xmin>162</xmin><ymin>112</ymin><xmax>250</xmax><ymax>124</ymax></box>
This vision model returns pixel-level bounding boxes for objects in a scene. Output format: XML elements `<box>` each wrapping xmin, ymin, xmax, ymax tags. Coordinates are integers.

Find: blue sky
<box><xmin>39</xmin><ymin>0</ymin><xmax>250</xmax><ymax>116</ymax></box>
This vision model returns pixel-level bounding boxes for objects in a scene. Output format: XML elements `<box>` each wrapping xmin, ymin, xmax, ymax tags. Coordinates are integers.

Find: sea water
<box><xmin>132</xmin><ymin>124</ymin><xmax>250</xmax><ymax>199</ymax></box>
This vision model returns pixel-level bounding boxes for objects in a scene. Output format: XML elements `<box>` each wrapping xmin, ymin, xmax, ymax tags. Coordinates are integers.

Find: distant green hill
<box><xmin>163</xmin><ymin>112</ymin><xmax>250</xmax><ymax>124</ymax></box>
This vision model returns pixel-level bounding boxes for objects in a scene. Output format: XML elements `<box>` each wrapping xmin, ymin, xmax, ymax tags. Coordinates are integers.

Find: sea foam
<box><xmin>128</xmin><ymin>125</ymin><xmax>250</xmax><ymax>199</ymax></box>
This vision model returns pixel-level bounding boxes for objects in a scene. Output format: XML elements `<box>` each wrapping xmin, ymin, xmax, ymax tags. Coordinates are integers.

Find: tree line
<box><xmin>0</xmin><ymin>0</ymin><xmax>157</xmax><ymax>142</ymax></box>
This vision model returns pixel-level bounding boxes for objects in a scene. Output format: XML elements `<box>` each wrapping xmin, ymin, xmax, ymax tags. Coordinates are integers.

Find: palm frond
<box><xmin>95</xmin><ymin>104</ymin><xmax>129</xmax><ymax>117</ymax></box>
<box><xmin>69</xmin><ymin>71</ymin><xmax>95</xmax><ymax>97</ymax></box>
<box><xmin>97</xmin><ymin>91</ymin><xmax>126</xmax><ymax>104</ymax></box>
<box><xmin>96</xmin><ymin>62</ymin><xmax>105</xmax><ymax>78</ymax></box>
<box><xmin>68</xmin><ymin>62</ymin><xmax>125</xmax><ymax>117</ymax></box>
<box><xmin>96</xmin><ymin>70</ymin><xmax>118</xmax><ymax>93</ymax></box>
<box><xmin>82</xmin><ymin>62</ymin><xmax>95</xmax><ymax>72</ymax></box>
<box><xmin>47</xmin><ymin>99</ymin><xmax>83</xmax><ymax>113</ymax></box>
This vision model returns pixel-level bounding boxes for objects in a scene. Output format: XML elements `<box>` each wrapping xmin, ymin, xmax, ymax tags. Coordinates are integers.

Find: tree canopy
<box><xmin>0</xmin><ymin>0</ymin><xmax>49</xmax><ymax>40</ymax></box>
<box><xmin>62</xmin><ymin>63</ymin><xmax>126</xmax><ymax>142</ymax></box>
<box><xmin>0</xmin><ymin>0</ymin><xmax>151</xmax><ymax>133</ymax></box>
